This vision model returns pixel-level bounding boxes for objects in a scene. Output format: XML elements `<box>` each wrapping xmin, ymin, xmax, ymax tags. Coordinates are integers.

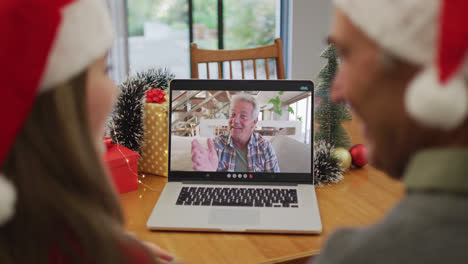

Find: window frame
<box><xmin>188</xmin><ymin>0</ymin><xmax>290</xmax><ymax>78</ymax></box>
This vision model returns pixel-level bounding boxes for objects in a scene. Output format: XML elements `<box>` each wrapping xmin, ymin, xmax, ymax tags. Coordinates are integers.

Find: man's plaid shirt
<box><xmin>213</xmin><ymin>132</ymin><xmax>280</xmax><ymax>172</ymax></box>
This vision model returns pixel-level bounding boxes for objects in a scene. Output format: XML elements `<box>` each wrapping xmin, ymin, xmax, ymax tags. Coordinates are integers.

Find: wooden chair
<box><xmin>190</xmin><ymin>38</ymin><xmax>285</xmax><ymax>80</ymax></box>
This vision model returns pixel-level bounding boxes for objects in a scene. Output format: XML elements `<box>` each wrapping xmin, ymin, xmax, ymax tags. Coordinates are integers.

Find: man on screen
<box><xmin>191</xmin><ymin>93</ymin><xmax>280</xmax><ymax>172</ymax></box>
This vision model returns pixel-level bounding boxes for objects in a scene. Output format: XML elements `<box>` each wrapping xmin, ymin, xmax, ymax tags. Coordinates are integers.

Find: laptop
<box><xmin>147</xmin><ymin>79</ymin><xmax>321</xmax><ymax>234</ymax></box>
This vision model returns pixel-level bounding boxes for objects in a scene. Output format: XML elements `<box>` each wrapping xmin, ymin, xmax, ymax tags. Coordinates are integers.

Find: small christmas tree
<box><xmin>314</xmin><ymin>44</ymin><xmax>352</xmax><ymax>149</ymax></box>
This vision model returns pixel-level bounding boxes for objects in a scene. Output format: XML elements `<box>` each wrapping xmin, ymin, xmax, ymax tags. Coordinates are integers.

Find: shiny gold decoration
<box><xmin>138</xmin><ymin>103</ymin><xmax>169</xmax><ymax>176</ymax></box>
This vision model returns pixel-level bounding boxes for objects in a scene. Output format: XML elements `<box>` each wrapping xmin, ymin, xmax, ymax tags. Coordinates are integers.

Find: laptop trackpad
<box><xmin>208</xmin><ymin>209</ymin><xmax>260</xmax><ymax>226</ymax></box>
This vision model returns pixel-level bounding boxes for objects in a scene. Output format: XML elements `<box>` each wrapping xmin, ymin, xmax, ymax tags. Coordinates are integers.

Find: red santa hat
<box><xmin>334</xmin><ymin>0</ymin><xmax>468</xmax><ymax>130</ymax></box>
<box><xmin>0</xmin><ymin>0</ymin><xmax>114</xmax><ymax>225</ymax></box>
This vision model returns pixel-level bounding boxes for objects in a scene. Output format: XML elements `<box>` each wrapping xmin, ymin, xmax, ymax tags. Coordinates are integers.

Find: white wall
<box><xmin>290</xmin><ymin>0</ymin><xmax>332</xmax><ymax>81</ymax></box>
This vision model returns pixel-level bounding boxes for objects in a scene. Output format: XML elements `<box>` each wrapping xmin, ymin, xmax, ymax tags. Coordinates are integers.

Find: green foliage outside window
<box><xmin>224</xmin><ymin>0</ymin><xmax>276</xmax><ymax>49</ymax></box>
<box><xmin>127</xmin><ymin>0</ymin><xmax>277</xmax><ymax>50</ymax></box>
<box><xmin>127</xmin><ymin>0</ymin><xmax>158</xmax><ymax>36</ymax></box>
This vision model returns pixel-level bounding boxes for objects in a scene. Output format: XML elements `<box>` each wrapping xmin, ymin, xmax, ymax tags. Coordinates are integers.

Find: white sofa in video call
<box><xmin>170</xmin><ymin>135</ymin><xmax>311</xmax><ymax>173</ymax></box>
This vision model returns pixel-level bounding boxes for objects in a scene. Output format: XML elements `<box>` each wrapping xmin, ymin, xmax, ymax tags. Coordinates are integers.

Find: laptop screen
<box><xmin>169</xmin><ymin>80</ymin><xmax>313</xmax><ymax>183</ymax></box>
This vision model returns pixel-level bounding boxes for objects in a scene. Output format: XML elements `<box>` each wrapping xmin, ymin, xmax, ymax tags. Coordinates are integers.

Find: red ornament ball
<box><xmin>349</xmin><ymin>144</ymin><xmax>368</xmax><ymax>167</ymax></box>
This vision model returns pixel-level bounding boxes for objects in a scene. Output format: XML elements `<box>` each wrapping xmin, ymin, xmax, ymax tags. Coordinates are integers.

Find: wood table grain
<box><xmin>120</xmin><ymin>166</ymin><xmax>404</xmax><ymax>264</ymax></box>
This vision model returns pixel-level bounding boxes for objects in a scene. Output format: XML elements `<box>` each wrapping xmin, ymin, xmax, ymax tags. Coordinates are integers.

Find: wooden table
<box><xmin>120</xmin><ymin>166</ymin><xmax>404</xmax><ymax>264</ymax></box>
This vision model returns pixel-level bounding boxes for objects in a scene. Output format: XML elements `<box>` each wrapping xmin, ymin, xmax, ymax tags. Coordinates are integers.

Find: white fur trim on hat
<box><xmin>0</xmin><ymin>173</ymin><xmax>16</xmax><ymax>226</ymax></box>
<box><xmin>334</xmin><ymin>0</ymin><xmax>468</xmax><ymax>129</ymax></box>
<box><xmin>405</xmin><ymin>67</ymin><xmax>468</xmax><ymax>130</ymax></box>
<box><xmin>39</xmin><ymin>0</ymin><xmax>114</xmax><ymax>91</ymax></box>
<box><xmin>333</xmin><ymin>0</ymin><xmax>439</xmax><ymax>65</ymax></box>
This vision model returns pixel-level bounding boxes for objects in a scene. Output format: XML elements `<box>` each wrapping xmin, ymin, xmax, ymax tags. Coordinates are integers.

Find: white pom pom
<box><xmin>0</xmin><ymin>173</ymin><xmax>16</xmax><ymax>225</ymax></box>
<box><xmin>405</xmin><ymin>66</ymin><xmax>468</xmax><ymax>130</ymax></box>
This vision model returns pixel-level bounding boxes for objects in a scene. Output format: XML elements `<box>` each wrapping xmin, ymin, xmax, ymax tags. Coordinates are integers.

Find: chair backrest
<box><xmin>190</xmin><ymin>38</ymin><xmax>285</xmax><ymax>80</ymax></box>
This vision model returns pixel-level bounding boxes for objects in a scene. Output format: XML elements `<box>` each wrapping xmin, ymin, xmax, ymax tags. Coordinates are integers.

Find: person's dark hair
<box><xmin>0</xmin><ymin>72</ymin><xmax>156</xmax><ymax>264</ymax></box>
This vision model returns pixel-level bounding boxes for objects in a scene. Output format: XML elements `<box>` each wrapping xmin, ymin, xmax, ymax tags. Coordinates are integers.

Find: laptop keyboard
<box><xmin>176</xmin><ymin>187</ymin><xmax>299</xmax><ymax>208</ymax></box>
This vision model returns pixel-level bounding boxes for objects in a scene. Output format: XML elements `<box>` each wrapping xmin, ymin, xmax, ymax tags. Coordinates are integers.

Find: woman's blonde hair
<box><xmin>0</xmin><ymin>72</ymin><xmax>155</xmax><ymax>263</ymax></box>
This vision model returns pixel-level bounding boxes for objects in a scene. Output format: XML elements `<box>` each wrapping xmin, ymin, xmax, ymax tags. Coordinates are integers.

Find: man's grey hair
<box><xmin>231</xmin><ymin>93</ymin><xmax>259</xmax><ymax>120</ymax></box>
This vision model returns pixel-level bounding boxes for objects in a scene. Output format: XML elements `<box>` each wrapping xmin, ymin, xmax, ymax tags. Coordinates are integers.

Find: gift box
<box><xmin>104</xmin><ymin>142</ymin><xmax>139</xmax><ymax>193</ymax></box>
<box><xmin>138</xmin><ymin>103</ymin><xmax>169</xmax><ymax>177</ymax></box>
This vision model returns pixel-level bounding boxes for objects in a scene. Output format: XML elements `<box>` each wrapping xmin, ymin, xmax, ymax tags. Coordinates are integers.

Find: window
<box><xmin>289</xmin><ymin>95</ymin><xmax>312</xmax><ymax>144</ymax></box>
<box><xmin>127</xmin><ymin>0</ymin><xmax>189</xmax><ymax>77</ymax></box>
<box><xmin>126</xmin><ymin>0</ymin><xmax>289</xmax><ymax>79</ymax></box>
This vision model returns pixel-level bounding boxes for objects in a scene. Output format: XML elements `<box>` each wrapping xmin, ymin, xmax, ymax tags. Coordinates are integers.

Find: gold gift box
<box><xmin>138</xmin><ymin>103</ymin><xmax>169</xmax><ymax>177</ymax></box>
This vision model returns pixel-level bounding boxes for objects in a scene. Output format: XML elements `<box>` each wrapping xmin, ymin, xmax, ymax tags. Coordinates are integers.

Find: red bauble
<box><xmin>349</xmin><ymin>144</ymin><xmax>368</xmax><ymax>168</ymax></box>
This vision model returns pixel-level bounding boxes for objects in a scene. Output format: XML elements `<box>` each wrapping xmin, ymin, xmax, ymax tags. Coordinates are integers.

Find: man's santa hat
<box><xmin>334</xmin><ymin>0</ymin><xmax>468</xmax><ymax>130</ymax></box>
<box><xmin>0</xmin><ymin>0</ymin><xmax>114</xmax><ymax>225</ymax></box>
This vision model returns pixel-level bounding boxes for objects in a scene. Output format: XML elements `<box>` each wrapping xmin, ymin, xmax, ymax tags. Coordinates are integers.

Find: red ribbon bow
<box><xmin>146</xmin><ymin>89</ymin><xmax>167</xmax><ymax>104</ymax></box>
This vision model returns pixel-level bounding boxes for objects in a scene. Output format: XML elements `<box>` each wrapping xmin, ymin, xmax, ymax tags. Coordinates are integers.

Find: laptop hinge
<box><xmin>180</xmin><ymin>181</ymin><xmax>299</xmax><ymax>186</ymax></box>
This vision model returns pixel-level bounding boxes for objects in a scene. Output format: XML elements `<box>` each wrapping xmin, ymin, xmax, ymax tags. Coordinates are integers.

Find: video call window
<box><xmin>170</xmin><ymin>90</ymin><xmax>312</xmax><ymax>173</ymax></box>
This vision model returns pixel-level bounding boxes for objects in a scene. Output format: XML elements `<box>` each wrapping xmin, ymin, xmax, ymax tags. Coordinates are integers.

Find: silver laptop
<box><xmin>147</xmin><ymin>79</ymin><xmax>321</xmax><ymax>234</ymax></box>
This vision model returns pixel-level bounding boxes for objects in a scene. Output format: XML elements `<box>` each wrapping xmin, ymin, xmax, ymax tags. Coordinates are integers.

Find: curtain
<box><xmin>106</xmin><ymin>0</ymin><xmax>129</xmax><ymax>84</ymax></box>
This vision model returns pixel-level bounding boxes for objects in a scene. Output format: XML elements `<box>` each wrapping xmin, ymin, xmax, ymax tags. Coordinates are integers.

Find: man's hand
<box><xmin>191</xmin><ymin>139</ymin><xmax>218</xmax><ymax>171</ymax></box>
